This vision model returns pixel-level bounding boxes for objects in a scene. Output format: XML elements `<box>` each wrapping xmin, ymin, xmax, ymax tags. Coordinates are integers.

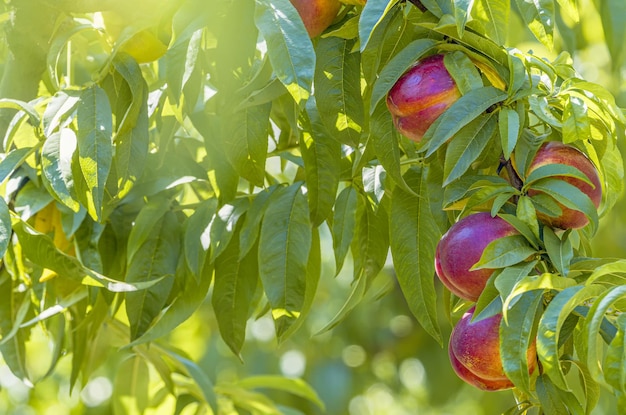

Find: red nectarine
<box><xmin>290</xmin><ymin>0</ymin><xmax>341</xmax><ymax>38</ymax></box>
<box><xmin>386</xmin><ymin>54</ymin><xmax>461</xmax><ymax>142</ymax></box>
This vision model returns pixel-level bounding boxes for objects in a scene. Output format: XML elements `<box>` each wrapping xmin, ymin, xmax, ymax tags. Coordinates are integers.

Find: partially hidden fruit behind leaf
<box><xmin>449</xmin><ymin>307</ymin><xmax>537</xmax><ymax>391</ymax></box>
<box><xmin>290</xmin><ymin>0</ymin><xmax>341</xmax><ymax>38</ymax></box>
<box><xmin>435</xmin><ymin>212</ymin><xmax>522</xmax><ymax>302</ymax></box>
<box><xmin>33</xmin><ymin>202</ymin><xmax>74</xmax><ymax>282</ymax></box>
<box><xmin>386</xmin><ymin>54</ymin><xmax>461</xmax><ymax>142</ymax></box>
<box><xmin>340</xmin><ymin>0</ymin><xmax>366</xmax><ymax>5</ymax></box>
<box><xmin>525</xmin><ymin>141</ymin><xmax>602</xmax><ymax>230</ymax></box>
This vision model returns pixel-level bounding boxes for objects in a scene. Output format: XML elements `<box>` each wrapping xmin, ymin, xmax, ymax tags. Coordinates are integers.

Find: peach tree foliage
<box><xmin>0</xmin><ymin>0</ymin><xmax>625</xmax><ymax>413</ymax></box>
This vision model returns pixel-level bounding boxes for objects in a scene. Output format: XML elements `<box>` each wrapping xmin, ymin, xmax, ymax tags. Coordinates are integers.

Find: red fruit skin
<box><xmin>434</xmin><ymin>212</ymin><xmax>519</xmax><ymax>302</ymax></box>
<box><xmin>449</xmin><ymin>307</ymin><xmax>537</xmax><ymax>391</ymax></box>
<box><xmin>386</xmin><ymin>54</ymin><xmax>461</xmax><ymax>142</ymax></box>
<box><xmin>527</xmin><ymin>141</ymin><xmax>602</xmax><ymax>229</ymax></box>
<box><xmin>290</xmin><ymin>0</ymin><xmax>341</xmax><ymax>38</ymax></box>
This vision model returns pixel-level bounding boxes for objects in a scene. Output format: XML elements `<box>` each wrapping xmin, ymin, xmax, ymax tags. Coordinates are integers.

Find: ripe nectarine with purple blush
<box><xmin>526</xmin><ymin>141</ymin><xmax>602</xmax><ymax>230</ymax></box>
<box><xmin>386</xmin><ymin>54</ymin><xmax>461</xmax><ymax>142</ymax></box>
<box><xmin>449</xmin><ymin>307</ymin><xmax>537</xmax><ymax>391</ymax></box>
<box><xmin>290</xmin><ymin>0</ymin><xmax>341</xmax><ymax>38</ymax></box>
<box><xmin>435</xmin><ymin>212</ymin><xmax>521</xmax><ymax>302</ymax></box>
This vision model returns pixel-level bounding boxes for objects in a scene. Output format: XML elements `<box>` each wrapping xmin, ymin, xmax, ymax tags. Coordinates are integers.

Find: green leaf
<box><xmin>113</xmin><ymin>356</ymin><xmax>150</xmax><ymax>415</ymax></box>
<box><xmin>587</xmin><ymin>259</ymin><xmax>626</xmax><ymax>286</ymax></box>
<box><xmin>503</xmin><ymin>273</ymin><xmax>577</xmax><ymax>312</ymax></box>
<box><xmin>562</xmin><ymin>95</ymin><xmax>591</xmax><ymax>144</ymax></box>
<box><xmin>0</xmin><ymin>198</ymin><xmax>10</xmax><ymax>259</ymax></box>
<box><xmin>236</xmin><ymin>375</ymin><xmax>325</xmax><ymax>410</ymax></box>
<box><xmin>494</xmin><ymin>260</ymin><xmax>539</xmax><ymax>305</ymax></box>
<box><xmin>473</xmin><ymin>0</ymin><xmax>510</xmax><ymax>45</ymax></box>
<box><xmin>369</xmin><ymin>38</ymin><xmax>437</xmax><ymax>115</ymax></box>
<box><xmin>452</xmin><ymin>0</ymin><xmax>474</xmax><ymax>37</ymax></box>
<box><xmin>126</xmin><ymin>264</ymin><xmax>213</xmax><ymax>348</ymax></box>
<box><xmin>514</xmin><ymin>0</ymin><xmax>555</xmax><ymax>49</ymax></box>
<box><xmin>605</xmin><ymin>314</ymin><xmax>626</xmax><ymax>401</ymax></box>
<box><xmin>258</xmin><ymin>183</ymin><xmax>312</xmax><ymax>336</ymax></box>
<box><xmin>184</xmin><ymin>198</ymin><xmax>218</xmax><ymax>280</ymax></box>
<box><xmin>42</xmin><ymin>90</ymin><xmax>80</xmax><ymax>137</ymax></box>
<box><xmin>41</xmin><ymin>129</ymin><xmax>80</xmax><ymax>211</ymax></box>
<box><xmin>595</xmin><ymin>0</ymin><xmax>626</xmax><ymax>70</ymax></box>
<box><xmin>370</xmin><ymin>100</ymin><xmax>413</xmax><ymax>194</ymax></box>
<box><xmin>125</xmin><ymin>210</ymin><xmax>180</xmax><ymax>340</ymax></box>
<box><xmin>423</xmin><ymin>86</ymin><xmax>508</xmax><ymax>157</ymax></box>
<box><xmin>583</xmin><ymin>285</ymin><xmax>626</xmax><ymax>381</ymax></box>
<box><xmin>471</xmin><ymin>235</ymin><xmax>536</xmax><ymax>270</ymax></box>
<box><xmin>443</xmin><ymin>51</ymin><xmax>484</xmax><ymax>95</ymax></box>
<box><xmin>530</xmin><ymin>177</ymin><xmax>599</xmax><ymax>232</ymax></box>
<box><xmin>300</xmin><ymin>98</ymin><xmax>341</xmax><ymax>227</ymax></box>
<box><xmin>12</xmin><ymin>216</ymin><xmax>158</xmax><ymax>292</ymax></box>
<box><xmin>223</xmin><ymin>103</ymin><xmax>271</xmax><ymax>187</ymax></box>
<box><xmin>112</xmin><ymin>56</ymin><xmax>150</xmax><ymax>197</ymax></box>
<box><xmin>0</xmin><ymin>270</ymin><xmax>29</xmax><ymax>383</ymax></box>
<box><xmin>0</xmin><ymin>98</ymin><xmax>40</xmax><ymax>126</ymax></box>
<box><xmin>0</xmin><ymin>147</ymin><xmax>33</xmax><ymax>184</ymax></box>
<box><xmin>500</xmin><ymin>290</ymin><xmax>542</xmax><ymax>395</ymax></box>
<box><xmin>210</xmin><ymin>198</ymin><xmax>250</xmax><ymax>261</ymax></box>
<box><xmin>525</xmin><ymin>163</ymin><xmax>593</xmax><ymax>188</ymax></box>
<box><xmin>254</xmin><ymin>0</ymin><xmax>314</xmax><ymax>104</ymax></box>
<box><xmin>163</xmin><ymin>349</ymin><xmax>218</xmax><ymax>413</ymax></box>
<box><xmin>513</xmin><ymin>197</ymin><xmax>540</xmax><ymax>243</ymax></box>
<box><xmin>351</xmin><ymin>195</ymin><xmax>390</xmax><ymax>283</ymax></box>
<box><xmin>543</xmin><ymin>227</ymin><xmax>573</xmax><ymax>276</ymax></box>
<box><xmin>359</xmin><ymin>0</ymin><xmax>399</xmax><ymax>52</ymax></box>
<box><xmin>537</xmin><ymin>285</ymin><xmax>606</xmax><ymax>391</ymax></box>
<box><xmin>536</xmin><ymin>373</ymin><xmax>584</xmax><ymax>415</ymax></box>
<box><xmin>443</xmin><ymin>112</ymin><xmax>496</xmax><ymax>186</ymax></box>
<box><xmin>213</xmin><ymin>222</ymin><xmax>259</xmax><ymax>357</ymax></box>
<box><xmin>390</xmin><ymin>167</ymin><xmax>442</xmax><ymax>345</ymax></box>
<box><xmin>499</xmin><ymin>107</ymin><xmax>520</xmax><ymax>160</ymax></box>
<box><xmin>314</xmin><ymin>36</ymin><xmax>364</xmax><ymax>146</ymax></box>
<box><xmin>332</xmin><ymin>186</ymin><xmax>358</xmax><ymax>275</ymax></box>
<box><xmin>239</xmin><ymin>187</ymin><xmax>278</xmax><ymax>261</ymax></box>
<box><xmin>76</xmin><ymin>85</ymin><xmax>113</xmax><ymax>221</ymax></box>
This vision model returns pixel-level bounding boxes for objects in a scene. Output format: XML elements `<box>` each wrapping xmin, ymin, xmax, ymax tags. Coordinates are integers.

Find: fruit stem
<box><xmin>500</xmin><ymin>155</ymin><xmax>523</xmax><ymax>191</ymax></box>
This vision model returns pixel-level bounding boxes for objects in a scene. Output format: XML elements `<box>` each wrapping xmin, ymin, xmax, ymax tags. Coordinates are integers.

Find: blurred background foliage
<box><xmin>0</xmin><ymin>0</ymin><xmax>624</xmax><ymax>414</ymax></box>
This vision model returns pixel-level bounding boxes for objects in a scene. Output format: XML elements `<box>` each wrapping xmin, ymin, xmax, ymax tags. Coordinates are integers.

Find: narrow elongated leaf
<box><xmin>125</xmin><ymin>210</ymin><xmax>181</xmax><ymax>340</ymax></box>
<box><xmin>583</xmin><ymin>285</ymin><xmax>626</xmax><ymax>380</ymax></box>
<box><xmin>605</xmin><ymin>314</ymin><xmax>626</xmax><ymax>403</ymax></box>
<box><xmin>164</xmin><ymin>350</ymin><xmax>218</xmax><ymax>413</ymax></box>
<box><xmin>112</xmin><ymin>57</ymin><xmax>149</xmax><ymax>197</ymax></box>
<box><xmin>213</xmin><ymin>224</ymin><xmax>259</xmax><ymax>357</ymax></box>
<box><xmin>390</xmin><ymin>167</ymin><xmax>442</xmax><ymax>344</ymax></box>
<box><xmin>562</xmin><ymin>95</ymin><xmax>591</xmax><ymax>144</ymax></box>
<box><xmin>0</xmin><ymin>147</ymin><xmax>32</xmax><ymax>183</ymax></box>
<box><xmin>530</xmin><ymin>178</ymin><xmax>599</xmax><ymax>231</ymax></box>
<box><xmin>239</xmin><ymin>187</ymin><xmax>279</xmax><ymax>260</ymax></box>
<box><xmin>41</xmin><ymin>129</ymin><xmax>79</xmax><ymax>211</ymax></box>
<box><xmin>0</xmin><ymin>198</ymin><xmax>10</xmax><ymax>259</ymax></box>
<box><xmin>237</xmin><ymin>376</ymin><xmax>325</xmax><ymax>410</ymax></box>
<box><xmin>473</xmin><ymin>0</ymin><xmax>510</xmax><ymax>45</ymax></box>
<box><xmin>423</xmin><ymin>87</ymin><xmax>508</xmax><ymax>157</ymax></box>
<box><xmin>301</xmin><ymin>98</ymin><xmax>341</xmax><ymax>227</ymax></box>
<box><xmin>537</xmin><ymin>285</ymin><xmax>606</xmax><ymax>391</ymax></box>
<box><xmin>258</xmin><ymin>183</ymin><xmax>311</xmax><ymax>336</ymax></box>
<box><xmin>370</xmin><ymin>100</ymin><xmax>412</xmax><ymax>194</ymax></box>
<box><xmin>210</xmin><ymin>198</ymin><xmax>250</xmax><ymax>261</ymax></box>
<box><xmin>76</xmin><ymin>85</ymin><xmax>113</xmax><ymax>221</ymax></box>
<box><xmin>314</xmin><ymin>36</ymin><xmax>363</xmax><ymax>146</ymax></box>
<box><xmin>443</xmin><ymin>51</ymin><xmax>483</xmax><ymax>94</ymax></box>
<box><xmin>503</xmin><ymin>273</ymin><xmax>577</xmax><ymax>312</ymax></box>
<box><xmin>536</xmin><ymin>373</ymin><xmax>584</xmax><ymax>415</ymax></box>
<box><xmin>443</xmin><ymin>113</ymin><xmax>496</xmax><ymax>185</ymax></box>
<box><xmin>359</xmin><ymin>0</ymin><xmax>398</xmax><ymax>52</ymax></box>
<box><xmin>587</xmin><ymin>259</ymin><xmax>626</xmax><ymax>286</ymax></box>
<box><xmin>351</xmin><ymin>196</ymin><xmax>389</xmax><ymax>283</ymax></box>
<box><xmin>495</xmin><ymin>260</ymin><xmax>539</xmax><ymax>306</ymax></box>
<box><xmin>499</xmin><ymin>107</ymin><xmax>519</xmax><ymax>160</ymax></box>
<box><xmin>224</xmin><ymin>103</ymin><xmax>271</xmax><ymax>187</ymax></box>
<box><xmin>452</xmin><ymin>0</ymin><xmax>474</xmax><ymax>37</ymax></box>
<box><xmin>254</xmin><ymin>0</ymin><xmax>315</xmax><ymax>104</ymax></box>
<box><xmin>543</xmin><ymin>227</ymin><xmax>573</xmax><ymax>276</ymax></box>
<box><xmin>514</xmin><ymin>0</ymin><xmax>555</xmax><ymax>49</ymax></box>
<box><xmin>472</xmin><ymin>235</ymin><xmax>536</xmax><ymax>270</ymax></box>
<box><xmin>42</xmin><ymin>91</ymin><xmax>80</xmax><ymax>137</ymax></box>
<box><xmin>332</xmin><ymin>186</ymin><xmax>358</xmax><ymax>275</ymax></box>
<box><xmin>525</xmin><ymin>164</ymin><xmax>593</xmax><ymax>187</ymax></box>
<box><xmin>184</xmin><ymin>198</ymin><xmax>218</xmax><ymax>279</ymax></box>
<box><xmin>500</xmin><ymin>290</ymin><xmax>542</xmax><ymax>395</ymax></box>
<box><xmin>0</xmin><ymin>270</ymin><xmax>28</xmax><ymax>382</ymax></box>
<box><xmin>596</xmin><ymin>0</ymin><xmax>626</xmax><ymax>70</ymax></box>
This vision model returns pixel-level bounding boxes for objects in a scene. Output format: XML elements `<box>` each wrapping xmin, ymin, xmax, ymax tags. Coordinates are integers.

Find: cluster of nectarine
<box><xmin>386</xmin><ymin>52</ymin><xmax>602</xmax><ymax>391</ymax></box>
